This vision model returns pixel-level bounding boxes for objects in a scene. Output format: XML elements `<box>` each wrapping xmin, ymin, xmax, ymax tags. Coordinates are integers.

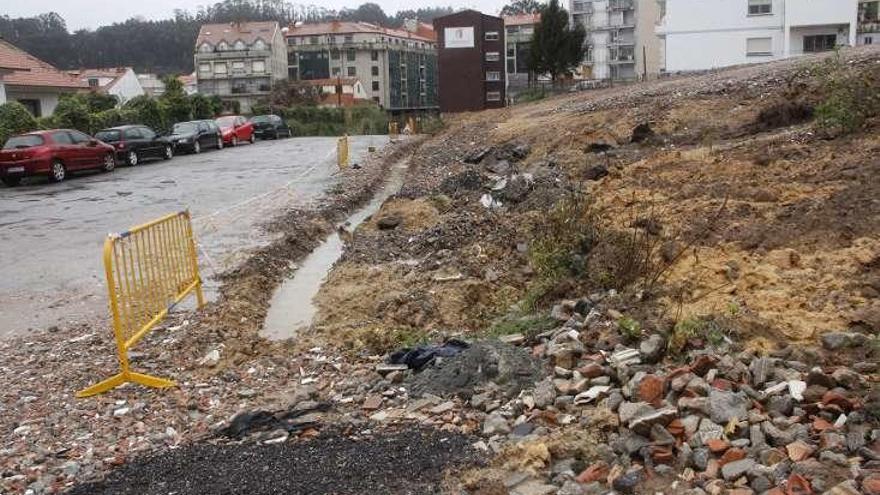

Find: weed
<box><xmin>486</xmin><ymin>314</ymin><xmax>557</xmax><ymax>340</ymax></box>
<box><xmin>418</xmin><ymin>116</ymin><xmax>446</xmax><ymax>135</ymax></box>
<box><xmin>617</xmin><ymin>316</ymin><xmax>642</xmax><ymax>342</ymax></box>
<box><xmin>668</xmin><ymin>316</ymin><xmax>728</xmax><ymax>354</ymax></box>
<box><xmin>812</xmin><ymin>52</ymin><xmax>880</xmax><ymax>135</ymax></box>
<box><xmin>341</xmin><ymin>326</ymin><xmax>432</xmax><ymax>355</ymax></box>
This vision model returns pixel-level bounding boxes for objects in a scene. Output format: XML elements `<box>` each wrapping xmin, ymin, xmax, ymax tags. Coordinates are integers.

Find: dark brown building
<box><xmin>433</xmin><ymin>10</ymin><xmax>506</xmax><ymax>113</ymax></box>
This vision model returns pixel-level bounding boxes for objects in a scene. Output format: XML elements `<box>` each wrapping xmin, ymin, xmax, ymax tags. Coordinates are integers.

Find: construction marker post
<box><xmin>388</xmin><ymin>122</ymin><xmax>399</xmax><ymax>140</ymax></box>
<box><xmin>337</xmin><ymin>134</ymin><xmax>349</xmax><ymax>169</ymax></box>
<box><xmin>76</xmin><ymin>211</ymin><xmax>205</xmax><ymax>398</ymax></box>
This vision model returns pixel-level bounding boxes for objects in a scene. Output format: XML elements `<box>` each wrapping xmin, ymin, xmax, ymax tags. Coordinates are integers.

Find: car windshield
<box><xmin>216</xmin><ymin>116</ymin><xmax>236</xmax><ymax>128</ymax></box>
<box><xmin>3</xmin><ymin>135</ymin><xmax>45</xmax><ymax>149</ymax></box>
<box><xmin>172</xmin><ymin>123</ymin><xmax>197</xmax><ymax>134</ymax></box>
<box><xmin>95</xmin><ymin>130</ymin><xmax>121</xmax><ymax>142</ymax></box>
<box><xmin>250</xmin><ymin>115</ymin><xmax>270</xmax><ymax>123</ymax></box>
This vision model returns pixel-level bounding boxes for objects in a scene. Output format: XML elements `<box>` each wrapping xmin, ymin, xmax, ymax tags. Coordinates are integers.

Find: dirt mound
<box><xmin>68</xmin><ymin>427</ymin><xmax>483</xmax><ymax>495</ymax></box>
<box><xmin>408</xmin><ymin>341</ymin><xmax>543</xmax><ymax>400</ymax></box>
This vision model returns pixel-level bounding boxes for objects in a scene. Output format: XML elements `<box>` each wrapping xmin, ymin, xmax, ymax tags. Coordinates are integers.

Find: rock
<box><xmin>786</xmin><ymin>440</ymin><xmax>815</xmax><ymax>461</ymax></box>
<box><xmin>630</xmin><ymin>122</ymin><xmax>655</xmax><ymax>143</ymax></box>
<box><xmin>619</xmin><ymin>402</ymin><xmax>654</xmax><ymax>425</ymax></box>
<box><xmin>692</xmin><ymin>448</ymin><xmax>710</xmax><ymax>471</ymax></box>
<box><xmin>376</xmin><ymin>214</ymin><xmax>402</xmax><ymax>230</ymax></box>
<box><xmin>511</xmin><ymin>422</ymin><xmax>535</xmax><ymax>437</ymax></box>
<box><xmin>721</xmin><ymin>458</ymin><xmax>756</xmax><ymax>481</ymax></box>
<box><xmin>750</xmin><ymin>357</ymin><xmax>773</xmax><ymax>386</ymax></box>
<box><xmin>428</xmin><ymin>401</ymin><xmax>455</xmax><ymax>415</ymax></box>
<box><xmin>708</xmin><ymin>389</ymin><xmax>750</xmax><ymax>424</ymax></box>
<box><xmin>611</xmin><ymin>469</ymin><xmax>643</xmax><ymax>494</ymax></box>
<box><xmin>198</xmin><ymin>348</ymin><xmax>221</xmax><ymax>366</ymax></box>
<box><xmin>500</xmin><ymin>333</ymin><xmax>526</xmax><ymax>346</ymax></box>
<box><xmin>807</xmin><ymin>369</ymin><xmax>836</xmax><ymax>389</ymax></box>
<box><xmin>639</xmin><ymin>334</ymin><xmax>666</xmax><ymax>363</ymax></box>
<box><xmin>464</xmin><ymin>146</ymin><xmax>492</xmax><ymax>164</ymax></box>
<box><xmin>510</xmin><ymin>480</ymin><xmax>557</xmax><ymax>495</ymax></box>
<box><xmin>557</xmin><ymin>480</ymin><xmax>586</xmax><ymax>495</ymax></box>
<box><xmin>831</xmin><ymin>367</ymin><xmax>861</xmax><ymax>389</ymax></box>
<box><xmin>862</xmin><ymin>474</ymin><xmax>880</xmax><ymax>495</ymax></box>
<box><xmin>820</xmin><ymin>332</ymin><xmax>866</xmax><ymax>350</ymax></box>
<box><xmin>767</xmin><ymin>395</ymin><xmax>794</xmax><ymax>416</ymax></box>
<box><xmin>534</xmin><ymin>379</ymin><xmax>556</xmax><ymax>408</ymax></box>
<box><xmin>586</xmin><ymin>142</ymin><xmax>614</xmax><ymax>154</ymax></box>
<box><xmin>113</xmin><ymin>407</ymin><xmax>130</xmax><ymax>417</ymax></box>
<box><xmin>584</xmin><ymin>164</ymin><xmax>609</xmax><ymax>180</ymax></box>
<box><xmin>483</xmin><ymin>413</ymin><xmax>511</xmax><ymax>435</ymax></box>
<box><xmin>818</xmin><ymin>450</ymin><xmax>848</xmax><ymax>466</ymax></box>
<box><xmin>629</xmin><ymin>406</ymin><xmax>678</xmax><ymax>436</ymax></box>
<box><xmin>574</xmin><ymin>386</ymin><xmax>610</xmax><ymax>405</ymax></box>
<box><xmin>750</xmin><ymin>424</ymin><xmax>767</xmax><ymax>448</ymax></box>
<box><xmin>609</xmin><ymin>348</ymin><xmax>641</xmax><ymax>368</ymax></box>
<box><xmin>788</xmin><ymin>380</ymin><xmax>806</xmax><ymax>401</ymax></box>
<box><xmin>486</xmin><ymin>159</ymin><xmax>511</xmax><ymax>175</ymax></box>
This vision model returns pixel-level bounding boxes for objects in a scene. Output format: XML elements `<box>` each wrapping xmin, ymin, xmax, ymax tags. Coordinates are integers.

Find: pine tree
<box><xmin>528</xmin><ymin>0</ymin><xmax>586</xmax><ymax>83</ymax></box>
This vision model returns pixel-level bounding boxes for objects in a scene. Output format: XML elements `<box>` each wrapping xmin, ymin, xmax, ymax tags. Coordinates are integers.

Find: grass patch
<box><xmin>485</xmin><ymin>314</ymin><xmax>558</xmax><ymax>340</ymax></box>
<box><xmin>339</xmin><ymin>326</ymin><xmax>432</xmax><ymax>355</ymax></box>
<box><xmin>668</xmin><ymin>316</ymin><xmax>728</xmax><ymax>354</ymax></box>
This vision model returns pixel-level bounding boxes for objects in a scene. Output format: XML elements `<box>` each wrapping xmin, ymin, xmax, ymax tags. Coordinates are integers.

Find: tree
<box><xmin>529</xmin><ymin>0</ymin><xmax>585</xmax><ymax>83</ymax></box>
<box><xmin>84</xmin><ymin>91</ymin><xmax>119</xmax><ymax>112</ymax></box>
<box><xmin>51</xmin><ymin>94</ymin><xmax>92</xmax><ymax>132</ymax></box>
<box><xmin>268</xmin><ymin>79</ymin><xmax>322</xmax><ymax>107</ymax></box>
<box><xmin>338</xmin><ymin>3</ymin><xmax>389</xmax><ymax>25</ymax></box>
<box><xmin>158</xmin><ymin>75</ymin><xmax>192</xmax><ymax>124</ymax></box>
<box><xmin>0</xmin><ymin>101</ymin><xmax>38</xmax><ymax>144</ymax></box>
<box><xmin>501</xmin><ymin>0</ymin><xmax>543</xmax><ymax>16</ymax></box>
<box><xmin>124</xmin><ymin>95</ymin><xmax>165</xmax><ymax>131</ymax></box>
<box><xmin>190</xmin><ymin>94</ymin><xmax>215</xmax><ymax>119</ymax></box>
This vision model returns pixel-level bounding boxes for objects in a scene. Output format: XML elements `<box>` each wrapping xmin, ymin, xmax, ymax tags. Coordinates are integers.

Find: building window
<box><xmin>254</xmin><ymin>39</ymin><xmax>266</xmax><ymax>50</ymax></box>
<box><xmin>746</xmin><ymin>37</ymin><xmax>772</xmax><ymax>56</ymax></box>
<box><xmin>486</xmin><ymin>52</ymin><xmax>501</xmax><ymax>62</ymax></box>
<box><xmin>287</xmin><ymin>37</ymin><xmax>297</xmax><ymax>46</ymax></box>
<box><xmin>232</xmin><ymin>61</ymin><xmax>245</xmax><ymax>73</ymax></box>
<box><xmin>288</xmin><ymin>52</ymin><xmax>298</xmax><ymax>65</ymax></box>
<box><xmin>861</xmin><ymin>1</ymin><xmax>879</xmax><ymax>21</ymax></box>
<box><xmin>486</xmin><ymin>91</ymin><xmax>501</xmax><ymax>102</ymax></box>
<box><xmin>371</xmin><ymin>50</ymin><xmax>379</xmax><ymax>61</ymax></box>
<box><xmin>372</xmin><ymin>81</ymin><xmax>380</xmax><ymax>91</ymax></box>
<box><xmin>748</xmin><ymin>0</ymin><xmax>772</xmax><ymax>15</ymax></box>
<box><xmin>88</xmin><ymin>78</ymin><xmax>99</xmax><ymax>88</ymax></box>
<box><xmin>344</xmin><ymin>34</ymin><xmax>354</xmax><ymax>43</ymax></box>
<box><xmin>486</xmin><ymin>70</ymin><xmax>501</xmax><ymax>81</ymax></box>
<box><xmin>234</xmin><ymin>40</ymin><xmax>246</xmax><ymax>50</ymax></box>
<box><xmin>371</xmin><ymin>66</ymin><xmax>379</xmax><ymax>76</ymax></box>
<box><xmin>218</xmin><ymin>41</ymin><xmax>229</xmax><ymax>51</ymax></box>
<box><xmin>866</xmin><ymin>36</ymin><xmax>874</xmax><ymax>45</ymax></box>
<box><xmin>288</xmin><ymin>67</ymin><xmax>299</xmax><ymax>79</ymax></box>
<box><xmin>347</xmin><ymin>66</ymin><xmax>356</xmax><ymax>76</ymax></box>
<box><xmin>332</xmin><ymin>67</ymin><xmax>341</xmax><ymax>76</ymax></box>
<box><xmin>331</xmin><ymin>49</ymin><xmax>340</xmax><ymax>60</ymax></box>
<box><xmin>485</xmin><ymin>31</ymin><xmax>500</xmax><ymax>41</ymax></box>
<box><xmin>199</xmin><ymin>42</ymin><xmax>213</xmax><ymax>53</ymax></box>
<box><xmin>346</xmin><ymin>48</ymin><xmax>356</xmax><ymax>61</ymax></box>
<box><xmin>199</xmin><ymin>63</ymin><xmax>211</xmax><ymax>74</ymax></box>
<box><xmin>253</xmin><ymin>60</ymin><xmax>266</xmax><ymax>73</ymax></box>
<box><xmin>214</xmin><ymin>63</ymin><xmax>228</xmax><ymax>74</ymax></box>
<box><xmin>310</xmin><ymin>36</ymin><xmax>318</xmax><ymax>45</ymax></box>
<box><xmin>803</xmin><ymin>34</ymin><xmax>837</xmax><ymax>53</ymax></box>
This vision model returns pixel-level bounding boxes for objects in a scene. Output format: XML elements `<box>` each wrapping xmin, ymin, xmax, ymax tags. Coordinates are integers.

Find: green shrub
<box><xmin>190</xmin><ymin>94</ymin><xmax>215</xmax><ymax>120</ymax></box>
<box><xmin>814</xmin><ymin>53</ymin><xmax>880</xmax><ymax>135</ymax></box>
<box><xmin>84</xmin><ymin>91</ymin><xmax>118</xmax><ymax>113</ymax></box>
<box><xmin>52</xmin><ymin>94</ymin><xmax>92</xmax><ymax>133</ymax></box>
<box><xmin>515</xmin><ymin>87</ymin><xmax>548</xmax><ymax>104</ymax></box>
<box><xmin>124</xmin><ymin>96</ymin><xmax>165</xmax><ymax>132</ymax></box>
<box><xmin>0</xmin><ymin>101</ymin><xmax>38</xmax><ymax>144</ymax></box>
<box><xmin>91</xmin><ymin>108</ymin><xmax>139</xmax><ymax>131</ymax></box>
<box><xmin>617</xmin><ymin>316</ymin><xmax>642</xmax><ymax>341</ymax></box>
<box><xmin>486</xmin><ymin>314</ymin><xmax>557</xmax><ymax>340</ymax></box>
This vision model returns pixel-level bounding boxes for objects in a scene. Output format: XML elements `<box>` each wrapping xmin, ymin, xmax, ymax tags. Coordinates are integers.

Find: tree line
<box><xmin>0</xmin><ymin>0</ymin><xmax>454</xmax><ymax>75</ymax></box>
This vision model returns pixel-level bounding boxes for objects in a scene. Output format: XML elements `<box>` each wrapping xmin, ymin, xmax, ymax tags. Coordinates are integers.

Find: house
<box><xmin>0</xmin><ymin>38</ymin><xmax>87</xmax><ymax>117</ymax></box>
<box><xmin>179</xmin><ymin>73</ymin><xmax>198</xmax><ymax>95</ymax></box>
<box><xmin>859</xmin><ymin>0</ymin><xmax>880</xmax><ymax>45</ymax></box>
<box><xmin>433</xmin><ymin>10</ymin><xmax>506</xmax><ymax>113</ymax></box>
<box><xmin>657</xmin><ymin>0</ymin><xmax>858</xmax><ymax>73</ymax></box>
<box><xmin>69</xmin><ymin>67</ymin><xmax>144</xmax><ymax>104</ymax></box>
<box><xmin>504</xmin><ymin>14</ymin><xmax>539</xmax><ymax>98</ymax></box>
<box><xmin>284</xmin><ymin>21</ymin><xmax>438</xmax><ymax>113</ymax></box>
<box><xmin>298</xmin><ymin>78</ymin><xmax>371</xmax><ymax>107</ymax></box>
<box><xmin>194</xmin><ymin>21</ymin><xmax>287</xmax><ymax>112</ymax></box>
<box><xmin>569</xmin><ymin>0</ymin><xmax>663</xmax><ymax>82</ymax></box>
<box><xmin>137</xmin><ymin>73</ymin><xmax>166</xmax><ymax>97</ymax></box>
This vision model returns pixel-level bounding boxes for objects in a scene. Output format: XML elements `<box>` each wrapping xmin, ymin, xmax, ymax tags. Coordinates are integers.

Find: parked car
<box><xmin>0</xmin><ymin>129</ymin><xmax>116</xmax><ymax>186</ymax></box>
<box><xmin>250</xmin><ymin>114</ymin><xmax>291</xmax><ymax>139</ymax></box>
<box><xmin>169</xmin><ymin>120</ymin><xmax>223</xmax><ymax>154</ymax></box>
<box><xmin>216</xmin><ymin>115</ymin><xmax>255</xmax><ymax>146</ymax></box>
<box><xmin>95</xmin><ymin>125</ymin><xmax>173</xmax><ymax>166</ymax></box>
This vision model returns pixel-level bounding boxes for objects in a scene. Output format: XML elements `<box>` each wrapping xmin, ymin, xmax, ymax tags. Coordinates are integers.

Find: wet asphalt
<box><xmin>0</xmin><ymin>135</ymin><xmax>387</xmax><ymax>337</ymax></box>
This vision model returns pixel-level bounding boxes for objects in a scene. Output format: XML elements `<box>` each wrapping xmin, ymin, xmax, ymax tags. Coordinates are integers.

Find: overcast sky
<box><xmin>6</xmin><ymin>0</ymin><xmax>509</xmax><ymax>31</ymax></box>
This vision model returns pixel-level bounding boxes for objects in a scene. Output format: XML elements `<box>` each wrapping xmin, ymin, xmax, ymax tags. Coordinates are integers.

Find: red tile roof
<box><xmin>285</xmin><ymin>21</ymin><xmax>435</xmax><ymax>43</ymax></box>
<box><xmin>0</xmin><ymin>39</ymin><xmax>87</xmax><ymax>89</ymax></box>
<box><xmin>504</xmin><ymin>14</ymin><xmax>541</xmax><ymax>26</ymax></box>
<box><xmin>197</xmin><ymin>21</ymin><xmax>279</xmax><ymax>46</ymax></box>
<box><xmin>68</xmin><ymin>67</ymin><xmax>130</xmax><ymax>89</ymax></box>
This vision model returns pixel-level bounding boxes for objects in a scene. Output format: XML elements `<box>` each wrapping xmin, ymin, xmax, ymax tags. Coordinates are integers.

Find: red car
<box><xmin>216</xmin><ymin>115</ymin><xmax>255</xmax><ymax>147</ymax></box>
<box><xmin>0</xmin><ymin>129</ymin><xmax>116</xmax><ymax>186</ymax></box>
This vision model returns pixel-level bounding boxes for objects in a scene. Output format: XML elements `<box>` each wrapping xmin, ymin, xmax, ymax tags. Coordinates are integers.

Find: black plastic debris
<box><xmin>218</xmin><ymin>402</ymin><xmax>331</xmax><ymax>440</ymax></box>
<box><xmin>388</xmin><ymin>339</ymin><xmax>470</xmax><ymax>371</ymax></box>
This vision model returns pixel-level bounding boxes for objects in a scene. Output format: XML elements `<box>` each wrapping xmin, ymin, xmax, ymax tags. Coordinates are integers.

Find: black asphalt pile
<box><xmin>67</xmin><ymin>427</ymin><xmax>483</xmax><ymax>495</ymax></box>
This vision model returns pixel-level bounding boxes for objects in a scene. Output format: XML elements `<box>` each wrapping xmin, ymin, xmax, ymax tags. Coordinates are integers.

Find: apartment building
<box><xmin>284</xmin><ymin>21</ymin><xmax>437</xmax><ymax>113</ymax></box>
<box><xmin>657</xmin><ymin>0</ymin><xmax>858</xmax><ymax>73</ymax></box>
<box><xmin>569</xmin><ymin>0</ymin><xmax>662</xmax><ymax>81</ymax></box>
<box><xmin>194</xmin><ymin>21</ymin><xmax>287</xmax><ymax>112</ymax></box>
<box><xmin>859</xmin><ymin>0</ymin><xmax>880</xmax><ymax>45</ymax></box>
<box><xmin>504</xmin><ymin>14</ymin><xmax>539</xmax><ymax>98</ymax></box>
<box><xmin>434</xmin><ymin>10</ymin><xmax>506</xmax><ymax>112</ymax></box>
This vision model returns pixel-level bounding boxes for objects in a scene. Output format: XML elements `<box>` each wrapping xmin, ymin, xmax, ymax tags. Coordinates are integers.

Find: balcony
<box><xmin>195</xmin><ymin>49</ymin><xmax>272</xmax><ymax>60</ymax></box>
<box><xmin>859</xmin><ymin>20</ymin><xmax>880</xmax><ymax>33</ymax></box>
<box><xmin>608</xmin><ymin>0</ymin><xmax>634</xmax><ymax>10</ymax></box>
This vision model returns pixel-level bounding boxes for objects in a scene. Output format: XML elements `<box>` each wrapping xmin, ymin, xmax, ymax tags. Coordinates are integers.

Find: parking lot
<box><xmin>0</xmin><ymin>135</ymin><xmax>387</xmax><ymax>337</ymax></box>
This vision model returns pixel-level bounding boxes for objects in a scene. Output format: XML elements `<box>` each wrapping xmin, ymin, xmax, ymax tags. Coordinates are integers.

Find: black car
<box><xmin>250</xmin><ymin>115</ymin><xmax>291</xmax><ymax>139</ymax></box>
<box><xmin>169</xmin><ymin>120</ymin><xmax>223</xmax><ymax>154</ymax></box>
<box><xmin>95</xmin><ymin>125</ymin><xmax>173</xmax><ymax>166</ymax></box>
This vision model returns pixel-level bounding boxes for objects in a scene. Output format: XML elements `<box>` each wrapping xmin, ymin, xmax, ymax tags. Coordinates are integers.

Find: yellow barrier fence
<box><xmin>388</xmin><ymin>121</ymin><xmax>399</xmax><ymax>139</ymax></box>
<box><xmin>337</xmin><ymin>134</ymin><xmax>349</xmax><ymax>168</ymax></box>
<box><xmin>76</xmin><ymin>211</ymin><xmax>205</xmax><ymax>398</ymax></box>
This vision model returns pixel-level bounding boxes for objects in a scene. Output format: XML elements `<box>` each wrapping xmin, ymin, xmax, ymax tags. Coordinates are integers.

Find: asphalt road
<box><xmin>0</xmin><ymin>135</ymin><xmax>387</xmax><ymax>337</ymax></box>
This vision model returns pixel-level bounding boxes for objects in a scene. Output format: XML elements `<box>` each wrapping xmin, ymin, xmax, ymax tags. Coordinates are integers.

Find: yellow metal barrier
<box><xmin>337</xmin><ymin>134</ymin><xmax>349</xmax><ymax>168</ymax></box>
<box><xmin>76</xmin><ymin>211</ymin><xmax>205</xmax><ymax>398</ymax></box>
<box><xmin>388</xmin><ymin>121</ymin><xmax>399</xmax><ymax>139</ymax></box>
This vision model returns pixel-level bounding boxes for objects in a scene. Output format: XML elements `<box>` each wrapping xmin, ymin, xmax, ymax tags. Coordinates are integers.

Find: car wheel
<box><xmin>48</xmin><ymin>160</ymin><xmax>66</xmax><ymax>183</ymax></box>
<box><xmin>127</xmin><ymin>150</ymin><xmax>139</xmax><ymax>166</ymax></box>
<box><xmin>249</xmin><ymin>134</ymin><xmax>256</xmax><ymax>144</ymax></box>
<box><xmin>193</xmin><ymin>141</ymin><xmax>201</xmax><ymax>154</ymax></box>
<box><xmin>232</xmin><ymin>136</ymin><xmax>239</xmax><ymax>147</ymax></box>
<box><xmin>163</xmin><ymin>145</ymin><xmax>173</xmax><ymax>160</ymax></box>
<box><xmin>102</xmin><ymin>154</ymin><xmax>116</xmax><ymax>172</ymax></box>
<box><xmin>217</xmin><ymin>137</ymin><xmax>223</xmax><ymax>149</ymax></box>
<box><xmin>1</xmin><ymin>177</ymin><xmax>21</xmax><ymax>187</ymax></box>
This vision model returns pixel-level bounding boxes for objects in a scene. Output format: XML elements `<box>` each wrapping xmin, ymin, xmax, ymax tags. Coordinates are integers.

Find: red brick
<box><xmin>637</xmin><ymin>374</ymin><xmax>666</xmax><ymax>406</ymax></box>
<box><xmin>576</xmin><ymin>462</ymin><xmax>609</xmax><ymax>483</ymax></box>
<box><xmin>705</xmin><ymin>438</ymin><xmax>729</xmax><ymax>453</ymax></box>
<box><xmin>719</xmin><ymin>448</ymin><xmax>747</xmax><ymax>466</ymax></box>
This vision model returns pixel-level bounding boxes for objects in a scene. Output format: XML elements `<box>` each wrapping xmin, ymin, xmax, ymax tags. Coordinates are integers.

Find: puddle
<box><xmin>260</xmin><ymin>160</ymin><xmax>408</xmax><ymax>341</ymax></box>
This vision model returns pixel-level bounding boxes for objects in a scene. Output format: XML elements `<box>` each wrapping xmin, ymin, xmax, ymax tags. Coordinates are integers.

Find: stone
<box><xmin>695</xmin><ymin>418</ymin><xmax>725</xmax><ymax>445</ymax></box>
<box><xmin>534</xmin><ymin>379</ymin><xmax>556</xmax><ymax>409</ymax></box>
<box><xmin>510</xmin><ymin>480</ymin><xmax>557</xmax><ymax>495</ymax></box>
<box><xmin>511</xmin><ymin>422</ymin><xmax>535</xmax><ymax>437</ymax></box>
<box><xmin>820</xmin><ymin>332</ymin><xmax>866</xmax><ymax>350</ymax></box>
<box><xmin>721</xmin><ymin>458</ymin><xmax>756</xmax><ymax>481</ymax></box>
<box><xmin>705</xmin><ymin>438</ymin><xmax>729</xmax><ymax>453</ymax></box>
<box><xmin>574</xmin><ymin>386</ymin><xmax>610</xmax><ymax>405</ymax></box>
<box><xmin>376</xmin><ymin>215</ymin><xmax>402</xmax><ymax>230</ymax></box>
<box><xmin>629</xmin><ymin>406</ymin><xmax>678</xmax><ymax>435</ymax></box>
<box><xmin>611</xmin><ymin>470</ymin><xmax>643</xmax><ymax>494</ymax></box>
<box><xmin>692</xmin><ymin>448</ymin><xmax>710</xmax><ymax>471</ymax></box>
<box><xmin>708</xmin><ymin>389</ymin><xmax>750</xmax><ymax>424</ymax></box>
<box><xmin>818</xmin><ymin>450</ymin><xmax>848</xmax><ymax>466</ymax></box>
<box><xmin>618</xmin><ymin>402</ymin><xmax>654</xmax><ymax>425</ymax></box>
<box><xmin>376</xmin><ymin>363</ymin><xmax>409</xmax><ymax>376</ymax></box>
<box><xmin>762</xmin><ymin>422</ymin><xmax>794</xmax><ymax>447</ymax></box>
<box><xmin>576</xmin><ymin>462</ymin><xmax>609</xmax><ymax>484</ymax></box>
<box><xmin>679</xmin><ymin>396</ymin><xmax>709</xmax><ymax>414</ymax></box>
<box><xmin>113</xmin><ymin>407</ymin><xmax>130</xmax><ymax>417</ymax></box>
<box><xmin>862</xmin><ymin>474</ymin><xmax>880</xmax><ymax>495</ymax></box>
<box><xmin>639</xmin><ymin>334</ymin><xmax>666</xmax><ymax>363</ymax></box>
<box><xmin>585</xmin><ymin>164</ymin><xmax>609</xmax><ymax>180</ymax></box>
<box><xmin>719</xmin><ymin>448</ymin><xmax>747</xmax><ymax>466</ymax></box>
<box><xmin>750</xmin><ymin>424</ymin><xmax>767</xmax><ymax>448</ymax></box>
<box><xmin>831</xmin><ymin>368</ymin><xmax>861</xmax><ymax>389</ymax></box>
<box><xmin>483</xmin><ymin>413</ymin><xmax>511</xmax><ymax>435</ymax></box>
<box><xmin>806</xmin><ymin>369</ymin><xmax>836</xmax><ymax>389</ymax></box>
<box><xmin>362</xmin><ymin>396</ymin><xmax>383</xmax><ymax>411</ymax></box>
<box><xmin>557</xmin><ymin>480</ymin><xmax>585</xmax><ymax>495</ymax></box>
<box><xmin>803</xmin><ymin>384</ymin><xmax>829</xmax><ymax>403</ymax></box>
<box><xmin>428</xmin><ymin>401</ymin><xmax>455</xmax><ymax>415</ymax></box>
<box><xmin>767</xmin><ymin>395</ymin><xmax>794</xmax><ymax>416</ymax></box>
<box><xmin>750</xmin><ymin>357</ymin><xmax>773</xmax><ymax>387</ymax></box>
<box><xmin>609</xmin><ymin>348</ymin><xmax>641</xmax><ymax>368</ymax></box>
<box><xmin>788</xmin><ymin>380</ymin><xmax>806</xmax><ymax>401</ymax></box>
<box><xmin>464</xmin><ymin>146</ymin><xmax>492</xmax><ymax>164</ymax></box>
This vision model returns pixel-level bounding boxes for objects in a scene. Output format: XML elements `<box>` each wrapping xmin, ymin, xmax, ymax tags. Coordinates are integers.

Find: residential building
<box><xmin>0</xmin><ymin>38</ymin><xmax>87</xmax><ymax>116</ymax></box>
<box><xmin>298</xmin><ymin>77</ymin><xmax>370</xmax><ymax>107</ymax></box>
<box><xmin>504</xmin><ymin>14</ymin><xmax>539</xmax><ymax>99</ymax></box>
<box><xmin>434</xmin><ymin>10</ymin><xmax>506</xmax><ymax>112</ymax></box>
<box><xmin>657</xmin><ymin>0</ymin><xmax>858</xmax><ymax>73</ymax></box>
<box><xmin>179</xmin><ymin>73</ymin><xmax>198</xmax><ymax>95</ymax></box>
<box><xmin>137</xmin><ymin>73</ymin><xmax>166</xmax><ymax>97</ymax></box>
<box><xmin>859</xmin><ymin>0</ymin><xmax>880</xmax><ymax>45</ymax></box>
<box><xmin>68</xmin><ymin>67</ymin><xmax>145</xmax><ymax>104</ymax></box>
<box><xmin>194</xmin><ymin>21</ymin><xmax>287</xmax><ymax>112</ymax></box>
<box><xmin>284</xmin><ymin>21</ymin><xmax>438</xmax><ymax>113</ymax></box>
<box><xmin>569</xmin><ymin>0</ymin><xmax>662</xmax><ymax>81</ymax></box>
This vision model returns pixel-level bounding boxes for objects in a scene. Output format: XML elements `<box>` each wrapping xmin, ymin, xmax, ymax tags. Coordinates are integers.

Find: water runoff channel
<box><xmin>260</xmin><ymin>159</ymin><xmax>408</xmax><ymax>340</ymax></box>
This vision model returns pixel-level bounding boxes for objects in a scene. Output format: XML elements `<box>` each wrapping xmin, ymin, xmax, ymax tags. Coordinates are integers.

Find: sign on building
<box><xmin>444</xmin><ymin>27</ymin><xmax>475</xmax><ymax>48</ymax></box>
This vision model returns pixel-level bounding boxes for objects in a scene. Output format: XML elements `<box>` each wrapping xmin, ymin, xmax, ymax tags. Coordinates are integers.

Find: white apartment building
<box><xmin>570</xmin><ymin>0</ymin><xmax>662</xmax><ymax>81</ymax></box>
<box><xmin>69</xmin><ymin>67</ymin><xmax>145</xmax><ymax>104</ymax></box>
<box><xmin>657</xmin><ymin>0</ymin><xmax>858</xmax><ymax>73</ymax></box>
<box><xmin>859</xmin><ymin>0</ymin><xmax>880</xmax><ymax>45</ymax></box>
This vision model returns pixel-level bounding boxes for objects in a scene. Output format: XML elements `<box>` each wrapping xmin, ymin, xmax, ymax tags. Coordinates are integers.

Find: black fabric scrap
<box><xmin>388</xmin><ymin>339</ymin><xmax>469</xmax><ymax>371</ymax></box>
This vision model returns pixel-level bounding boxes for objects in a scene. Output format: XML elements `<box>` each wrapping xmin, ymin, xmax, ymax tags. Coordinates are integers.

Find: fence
<box><xmin>76</xmin><ymin>211</ymin><xmax>205</xmax><ymax>398</ymax></box>
<box><xmin>337</xmin><ymin>134</ymin><xmax>349</xmax><ymax>169</ymax></box>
